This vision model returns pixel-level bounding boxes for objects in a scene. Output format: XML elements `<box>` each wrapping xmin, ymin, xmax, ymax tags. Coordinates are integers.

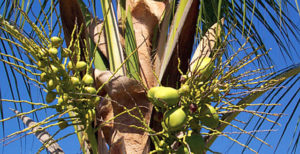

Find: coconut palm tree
<box><xmin>0</xmin><ymin>0</ymin><xmax>299</xmax><ymax>153</ymax></box>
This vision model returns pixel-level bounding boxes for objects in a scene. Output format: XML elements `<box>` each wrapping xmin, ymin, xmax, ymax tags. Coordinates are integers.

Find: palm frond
<box><xmin>158</xmin><ymin>0</ymin><xmax>194</xmax><ymax>81</ymax></box>
<box><xmin>100</xmin><ymin>0</ymin><xmax>125</xmax><ymax>75</ymax></box>
<box><xmin>11</xmin><ymin>108</ymin><xmax>64</xmax><ymax>154</ymax></box>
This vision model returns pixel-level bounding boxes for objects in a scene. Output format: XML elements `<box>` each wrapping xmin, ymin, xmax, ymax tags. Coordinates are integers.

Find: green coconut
<box><xmin>70</xmin><ymin>77</ymin><xmax>80</xmax><ymax>85</ymax></box>
<box><xmin>75</xmin><ymin>61</ymin><xmax>87</xmax><ymax>71</ymax></box>
<box><xmin>176</xmin><ymin>134</ymin><xmax>205</xmax><ymax>154</ymax></box>
<box><xmin>192</xmin><ymin>57</ymin><xmax>214</xmax><ymax>80</ymax></box>
<box><xmin>40</xmin><ymin>72</ymin><xmax>47</xmax><ymax>82</ymax></box>
<box><xmin>147</xmin><ymin>87</ymin><xmax>162</xmax><ymax>107</ymax></box>
<box><xmin>164</xmin><ymin>107</ymin><xmax>187</xmax><ymax>131</ymax></box>
<box><xmin>67</xmin><ymin>61</ymin><xmax>74</xmax><ymax>70</ymax></box>
<box><xmin>50</xmin><ymin>65</ymin><xmax>59</xmax><ymax>74</ymax></box>
<box><xmin>199</xmin><ymin>104</ymin><xmax>219</xmax><ymax>128</ymax></box>
<box><xmin>84</xmin><ymin>86</ymin><xmax>97</xmax><ymax>94</ymax></box>
<box><xmin>155</xmin><ymin>87</ymin><xmax>180</xmax><ymax>106</ymax></box>
<box><xmin>46</xmin><ymin>91</ymin><xmax>56</xmax><ymax>103</ymax></box>
<box><xmin>47</xmin><ymin>79</ymin><xmax>57</xmax><ymax>90</ymax></box>
<box><xmin>82</xmin><ymin>74</ymin><xmax>94</xmax><ymax>85</ymax></box>
<box><xmin>50</xmin><ymin>36</ymin><xmax>63</xmax><ymax>48</ymax></box>
<box><xmin>49</xmin><ymin>47</ymin><xmax>58</xmax><ymax>55</ymax></box>
<box><xmin>147</xmin><ymin>86</ymin><xmax>180</xmax><ymax>107</ymax></box>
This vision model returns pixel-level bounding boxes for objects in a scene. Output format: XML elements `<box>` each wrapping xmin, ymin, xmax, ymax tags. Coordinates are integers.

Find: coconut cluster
<box><xmin>147</xmin><ymin>57</ymin><xmax>225</xmax><ymax>153</ymax></box>
<box><xmin>35</xmin><ymin>36</ymin><xmax>98</xmax><ymax>129</ymax></box>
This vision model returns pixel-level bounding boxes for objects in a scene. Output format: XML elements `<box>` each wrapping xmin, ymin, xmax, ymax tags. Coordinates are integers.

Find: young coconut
<box><xmin>147</xmin><ymin>87</ymin><xmax>162</xmax><ymax>107</ymax></box>
<box><xmin>50</xmin><ymin>64</ymin><xmax>59</xmax><ymax>74</ymax></box>
<box><xmin>46</xmin><ymin>91</ymin><xmax>56</xmax><ymax>103</ymax></box>
<box><xmin>50</xmin><ymin>36</ymin><xmax>63</xmax><ymax>48</ymax></box>
<box><xmin>147</xmin><ymin>86</ymin><xmax>180</xmax><ymax>107</ymax></box>
<box><xmin>82</xmin><ymin>74</ymin><xmax>94</xmax><ymax>85</ymax></box>
<box><xmin>49</xmin><ymin>47</ymin><xmax>58</xmax><ymax>55</ymax></box>
<box><xmin>40</xmin><ymin>72</ymin><xmax>47</xmax><ymax>82</ymax></box>
<box><xmin>176</xmin><ymin>133</ymin><xmax>205</xmax><ymax>154</ymax></box>
<box><xmin>67</xmin><ymin>61</ymin><xmax>74</xmax><ymax>70</ymax></box>
<box><xmin>70</xmin><ymin>76</ymin><xmax>80</xmax><ymax>85</ymax></box>
<box><xmin>199</xmin><ymin>104</ymin><xmax>219</xmax><ymax>128</ymax></box>
<box><xmin>84</xmin><ymin>86</ymin><xmax>97</xmax><ymax>95</ymax></box>
<box><xmin>47</xmin><ymin>79</ymin><xmax>58</xmax><ymax>90</ymax></box>
<box><xmin>163</xmin><ymin>107</ymin><xmax>187</xmax><ymax>131</ymax></box>
<box><xmin>75</xmin><ymin>61</ymin><xmax>87</xmax><ymax>71</ymax></box>
<box><xmin>191</xmin><ymin>57</ymin><xmax>214</xmax><ymax>80</ymax></box>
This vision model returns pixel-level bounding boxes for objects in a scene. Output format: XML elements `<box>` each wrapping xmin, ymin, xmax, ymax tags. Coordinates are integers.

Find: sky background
<box><xmin>0</xmin><ymin>0</ymin><xmax>300</xmax><ymax>154</ymax></box>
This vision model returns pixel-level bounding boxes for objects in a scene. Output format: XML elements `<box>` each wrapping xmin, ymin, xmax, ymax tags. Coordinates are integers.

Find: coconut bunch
<box><xmin>147</xmin><ymin>46</ymin><xmax>283</xmax><ymax>153</ymax></box>
<box><xmin>0</xmin><ymin>15</ymin><xmax>100</xmax><ymax>152</ymax></box>
<box><xmin>147</xmin><ymin>57</ymin><xmax>215</xmax><ymax>153</ymax></box>
<box><xmin>33</xmin><ymin>36</ymin><xmax>99</xmax><ymax>129</ymax></box>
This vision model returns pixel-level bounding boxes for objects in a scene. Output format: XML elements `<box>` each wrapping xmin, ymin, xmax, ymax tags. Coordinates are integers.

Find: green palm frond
<box><xmin>206</xmin><ymin>64</ymin><xmax>300</xmax><ymax>153</ymax></box>
<box><xmin>158</xmin><ymin>0</ymin><xmax>193</xmax><ymax>81</ymax></box>
<box><xmin>100</xmin><ymin>0</ymin><xmax>125</xmax><ymax>75</ymax></box>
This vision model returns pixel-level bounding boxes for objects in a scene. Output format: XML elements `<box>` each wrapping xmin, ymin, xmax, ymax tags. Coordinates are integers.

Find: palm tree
<box><xmin>0</xmin><ymin>0</ymin><xmax>299</xmax><ymax>153</ymax></box>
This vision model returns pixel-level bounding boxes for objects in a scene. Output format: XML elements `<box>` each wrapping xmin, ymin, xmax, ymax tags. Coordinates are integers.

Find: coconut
<box><xmin>50</xmin><ymin>65</ymin><xmax>59</xmax><ymax>74</ymax></box>
<box><xmin>49</xmin><ymin>47</ymin><xmax>58</xmax><ymax>55</ymax></box>
<box><xmin>199</xmin><ymin>104</ymin><xmax>219</xmax><ymax>128</ymax></box>
<box><xmin>176</xmin><ymin>133</ymin><xmax>205</xmax><ymax>154</ymax></box>
<box><xmin>40</xmin><ymin>72</ymin><xmax>47</xmax><ymax>82</ymax></box>
<box><xmin>67</xmin><ymin>61</ymin><xmax>73</xmax><ymax>70</ymax></box>
<box><xmin>82</xmin><ymin>74</ymin><xmax>94</xmax><ymax>85</ymax></box>
<box><xmin>84</xmin><ymin>86</ymin><xmax>97</xmax><ymax>94</ymax></box>
<box><xmin>47</xmin><ymin>79</ymin><xmax>57</xmax><ymax>90</ymax></box>
<box><xmin>154</xmin><ymin>87</ymin><xmax>180</xmax><ymax>106</ymax></box>
<box><xmin>147</xmin><ymin>86</ymin><xmax>180</xmax><ymax>107</ymax></box>
<box><xmin>50</xmin><ymin>36</ymin><xmax>63</xmax><ymax>48</ymax></box>
<box><xmin>192</xmin><ymin>57</ymin><xmax>214</xmax><ymax>80</ymax></box>
<box><xmin>46</xmin><ymin>91</ymin><xmax>56</xmax><ymax>103</ymax></box>
<box><xmin>75</xmin><ymin>61</ymin><xmax>87</xmax><ymax>71</ymax></box>
<box><xmin>70</xmin><ymin>77</ymin><xmax>80</xmax><ymax>85</ymax></box>
<box><xmin>164</xmin><ymin>107</ymin><xmax>187</xmax><ymax>131</ymax></box>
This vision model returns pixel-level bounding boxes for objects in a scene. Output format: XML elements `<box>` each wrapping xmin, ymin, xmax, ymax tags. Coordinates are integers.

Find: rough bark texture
<box><xmin>11</xmin><ymin>109</ymin><xmax>64</xmax><ymax>154</ymax></box>
<box><xmin>94</xmin><ymin>70</ymin><xmax>152</xmax><ymax>154</ymax></box>
<box><xmin>127</xmin><ymin>0</ymin><xmax>165</xmax><ymax>88</ymax></box>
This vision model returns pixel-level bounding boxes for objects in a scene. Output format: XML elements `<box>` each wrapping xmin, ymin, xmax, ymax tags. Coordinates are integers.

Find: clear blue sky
<box><xmin>0</xmin><ymin>1</ymin><xmax>300</xmax><ymax>154</ymax></box>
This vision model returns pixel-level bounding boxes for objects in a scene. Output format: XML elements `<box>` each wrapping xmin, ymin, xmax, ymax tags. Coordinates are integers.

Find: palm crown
<box><xmin>0</xmin><ymin>0</ymin><xmax>300</xmax><ymax>153</ymax></box>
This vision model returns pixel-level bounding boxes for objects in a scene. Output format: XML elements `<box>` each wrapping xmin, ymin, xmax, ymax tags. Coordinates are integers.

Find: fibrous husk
<box><xmin>120</xmin><ymin>0</ymin><xmax>165</xmax><ymax>88</ymax></box>
<box><xmin>94</xmin><ymin>69</ymin><xmax>153</xmax><ymax>154</ymax></box>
